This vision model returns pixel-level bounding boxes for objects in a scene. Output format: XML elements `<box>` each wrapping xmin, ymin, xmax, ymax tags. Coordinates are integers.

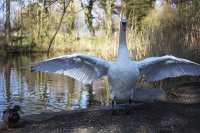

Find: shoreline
<box><xmin>1</xmin><ymin>102</ymin><xmax>200</xmax><ymax>133</ymax></box>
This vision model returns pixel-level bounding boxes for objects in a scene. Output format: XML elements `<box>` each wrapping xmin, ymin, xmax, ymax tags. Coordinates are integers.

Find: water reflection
<box><xmin>0</xmin><ymin>54</ymin><xmax>109</xmax><ymax>120</ymax></box>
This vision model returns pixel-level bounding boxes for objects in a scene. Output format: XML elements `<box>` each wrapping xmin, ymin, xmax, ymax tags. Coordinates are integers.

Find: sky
<box><xmin>0</xmin><ymin>0</ymin><xmax>38</xmax><ymax>28</ymax></box>
<box><xmin>0</xmin><ymin>1</ymin><xmax>21</xmax><ymax>29</ymax></box>
<box><xmin>155</xmin><ymin>0</ymin><xmax>165</xmax><ymax>8</ymax></box>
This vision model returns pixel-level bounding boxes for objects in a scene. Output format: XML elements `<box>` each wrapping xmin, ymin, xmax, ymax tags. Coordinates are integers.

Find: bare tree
<box><xmin>81</xmin><ymin>0</ymin><xmax>96</xmax><ymax>36</ymax></box>
<box><xmin>5</xmin><ymin>0</ymin><xmax>11</xmax><ymax>47</ymax></box>
<box><xmin>47</xmin><ymin>0</ymin><xmax>71</xmax><ymax>54</ymax></box>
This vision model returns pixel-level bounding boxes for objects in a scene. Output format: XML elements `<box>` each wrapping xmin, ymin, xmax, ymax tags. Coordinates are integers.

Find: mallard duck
<box><xmin>2</xmin><ymin>105</ymin><xmax>22</xmax><ymax>128</ymax></box>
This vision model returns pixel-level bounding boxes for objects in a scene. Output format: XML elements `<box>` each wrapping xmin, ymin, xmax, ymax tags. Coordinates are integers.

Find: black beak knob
<box><xmin>122</xmin><ymin>21</ymin><xmax>127</xmax><ymax>27</ymax></box>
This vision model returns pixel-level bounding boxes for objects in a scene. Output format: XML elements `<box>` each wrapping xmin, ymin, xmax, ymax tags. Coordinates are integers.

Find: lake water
<box><xmin>1</xmin><ymin>53</ymin><xmax>200</xmax><ymax>122</ymax></box>
<box><xmin>0</xmin><ymin>54</ymin><xmax>110</xmax><ymax>120</ymax></box>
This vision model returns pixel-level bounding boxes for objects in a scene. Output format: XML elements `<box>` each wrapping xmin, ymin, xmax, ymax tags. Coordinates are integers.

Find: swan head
<box><xmin>120</xmin><ymin>17</ymin><xmax>127</xmax><ymax>31</ymax></box>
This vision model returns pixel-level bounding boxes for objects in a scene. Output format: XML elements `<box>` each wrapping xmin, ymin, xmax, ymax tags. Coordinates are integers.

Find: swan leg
<box><xmin>111</xmin><ymin>96</ymin><xmax>116</xmax><ymax>115</ymax></box>
<box><xmin>126</xmin><ymin>97</ymin><xmax>133</xmax><ymax>115</ymax></box>
<box><xmin>126</xmin><ymin>89</ymin><xmax>135</xmax><ymax>114</ymax></box>
<box><xmin>130</xmin><ymin>88</ymin><xmax>135</xmax><ymax>105</ymax></box>
<box><xmin>129</xmin><ymin>98</ymin><xmax>133</xmax><ymax>104</ymax></box>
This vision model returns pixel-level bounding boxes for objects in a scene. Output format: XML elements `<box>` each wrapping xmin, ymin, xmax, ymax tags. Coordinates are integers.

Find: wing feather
<box><xmin>137</xmin><ymin>55</ymin><xmax>200</xmax><ymax>81</ymax></box>
<box><xmin>31</xmin><ymin>54</ymin><xmax>109</xmax><ymax>84</ymax></box>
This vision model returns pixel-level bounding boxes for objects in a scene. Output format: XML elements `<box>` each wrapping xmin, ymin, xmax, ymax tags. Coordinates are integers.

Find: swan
<box><xmin>31</xmin><ymin>17</ymin><xmax>200</xmax><ymax>105</ymax></box>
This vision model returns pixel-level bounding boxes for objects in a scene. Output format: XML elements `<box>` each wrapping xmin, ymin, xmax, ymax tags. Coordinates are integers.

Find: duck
<box><xmin>31</xmin><ymin>17</ymin><xmax>200</xmax><ymax>107</ymax></box>
<box><xmin>2</xmin><ymin>105</ymin><xmax>22</xmax><ymax>128</ymax></box>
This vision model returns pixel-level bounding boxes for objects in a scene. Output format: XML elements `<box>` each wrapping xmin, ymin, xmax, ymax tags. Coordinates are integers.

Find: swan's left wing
<box><xmin>31</xmin><ymin>54</ymin><xmax>109</xmax><ymax>84</ymax></box>
<box><xmin>137</xmin><ymin>55</ymin><xmax>200</xmax><ymax>81</ymax></box>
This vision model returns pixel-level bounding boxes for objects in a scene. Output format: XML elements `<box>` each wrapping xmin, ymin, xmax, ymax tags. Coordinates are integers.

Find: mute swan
<box><xmin>31</xmin><ymin>17</ymin><xmax>200</xmax><ymax>105</ymax></box>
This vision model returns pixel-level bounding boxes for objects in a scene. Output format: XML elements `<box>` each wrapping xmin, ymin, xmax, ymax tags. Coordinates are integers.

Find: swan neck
<box><xmin>119</xmin><ymin>25</ymin><xmax>127</xmax><ymax>46</ymax></box>
<box><xmin>118</xmin><ymin>23</ymin><xmax>128</xmax><ymax>60</ymax></box>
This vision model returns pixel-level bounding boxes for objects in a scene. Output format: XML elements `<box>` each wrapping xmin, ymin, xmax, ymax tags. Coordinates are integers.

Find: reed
<box><xmin>49</xmin><ymin>3</ymin><xmax>200</xmax><ymax>63</ymax></box>
<box><xmin>1</xmin><ymin>2</ymin><xmax>199</xmax><ymax>63</ymax></box>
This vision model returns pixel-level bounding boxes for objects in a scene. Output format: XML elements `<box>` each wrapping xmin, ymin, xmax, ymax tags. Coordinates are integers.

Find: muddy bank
<box><xmin>1</xmin><ymin>102</ymin><xmax>200</xmax><ymax>133</ymax></box>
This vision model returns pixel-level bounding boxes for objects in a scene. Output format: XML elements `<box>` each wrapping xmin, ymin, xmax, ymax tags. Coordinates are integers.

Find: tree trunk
<box><xmin>83</xmin><ymin>0</ymin><xmax>95</xmax><ymax>36</ymax></box>
<box><xmin>47</xmin><ymin>0</ymin><xmax>71</xmax><ymax>54</ymax></box>
<box><xmin>5</xmin><ymin>0</ymin><xmax>11</xmax><ymax>47</ymax></box>
<box><xmin>20</xmin><ymin>1</ymin><xmax>24</xmax><ymax>46</ymax></box>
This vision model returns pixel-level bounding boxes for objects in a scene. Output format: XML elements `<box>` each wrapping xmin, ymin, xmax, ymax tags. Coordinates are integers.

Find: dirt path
<box><xmin>1</xmin><ymin>102</ymin><xmax>200</xmax><ymax>133</ymax></box>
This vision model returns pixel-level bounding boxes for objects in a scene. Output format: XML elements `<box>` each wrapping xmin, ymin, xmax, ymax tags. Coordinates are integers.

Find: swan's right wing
<box><xmin>31</xmin><ymin>54</ymin><xmax>109</xmax><ymax>84</ymax></box>
<box><xmin>137</xmin><ymin>55</ymin><xmax>200</xmax><ymax>81</ymax></box>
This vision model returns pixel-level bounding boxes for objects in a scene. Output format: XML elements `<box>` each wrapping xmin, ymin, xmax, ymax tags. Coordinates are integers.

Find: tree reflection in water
<box><xmin>0</xmin><ymin>54</ymin><xmax>109</xmax><ymax>118</ymax></box>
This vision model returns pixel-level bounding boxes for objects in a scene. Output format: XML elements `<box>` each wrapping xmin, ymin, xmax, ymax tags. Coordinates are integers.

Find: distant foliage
<box><xmin>138</xmin><ymin>0</ymin><xmax>200</xmax><ymax>62</ymax></box>
<box><xmin>0</xmin><ymin>0</ymin><xmax>199</xmax><ymax>62</ymax></box>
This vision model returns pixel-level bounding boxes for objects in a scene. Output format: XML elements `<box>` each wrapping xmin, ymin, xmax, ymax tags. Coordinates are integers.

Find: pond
<box><xmin>1</xmin><ymin>53</ymin><xmax>200</xmax><ymax>122</ymax></box>
<box><xmin>0</xmin><ymin>54</ymin><xmax>110</xmax><ymax>120</ymax></box>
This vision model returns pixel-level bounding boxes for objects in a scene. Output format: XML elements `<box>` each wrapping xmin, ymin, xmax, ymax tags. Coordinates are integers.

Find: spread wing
<box><xmin>137</xmin><ymin>55</ymin><xmax>200</xmax><ymax>81</ymax></box>
<box><xmin>31</xmin><ymin>54</ymin><xmax>109</xmax><ymax>84</ymax></box>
